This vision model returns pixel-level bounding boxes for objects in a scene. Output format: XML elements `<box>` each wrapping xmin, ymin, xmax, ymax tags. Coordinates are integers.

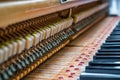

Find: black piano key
<box><xmin>102</xmin><ymin>44</ymin><xmax>120</xmax><ymax>47</ymax></box>
<box><xmin>92</xmin><ymin>58</ymin><xmax>120</xmax><ymax>62</ymax></box>
<box><xmin>108</xmin><ymin>35</ymin><xmax>120</xmax><ymax>39</ymax></box>
<box><xmin>111</xmin><ymin>33</ymin><xmax>120</xmax><ymax>35</ymax></box>
<box><xmin>114</xmin><ymin>26</ymin><xmax>120</xmax><ymax>30</ymax></box>
<box><xmin>86</xmin><ymin>66</ymin><xmax>120</xmax><ymax>69</ymax></box>
<box><xmin>99</xmin><ymin>48</ymin><xmax>120</xmax><ymax>52</ymax></box>
<box><xmin>106</xmin><ymin>39</ymin><xmax>120</xmax><ymax>42</ymax></box>
<box><xmin>114</xmin><ymin>28</ymin><xmax>120</xmax><ymax>30</ymax></box>
<box><xmin>85</xmin><ymin>66</ymin><xmax>120</xmax><ymax>74</ymax></box>
<box><xmin>100</xmin><ymin>49</ymin><xmax>120</xmax><ymax>51</ymax></box>
<box><xmin>93</xmin><ymin>55</ymin><xmax>120</xmax><ymax>59</ymax></box>
<box><xmin>91</xmin><ymin>59</ymin><xmax>120</xmax><ymax>63</ymax></box>
<box><xmin>101</xmin><ymin>46</ymin><xmax>120</xmax><ymax>50</ymax></box>
<box><xmin>89</xmin><ymin>61</ymin><xmax>120</xmax><ymax>66</ymax></box>
<box><xmin>96</xmin><ymin>52</ymin><xmax>120</xmax><ymax>55</ymax></box>
<box><xmin>111</xmin><ymin>30</ymin><xmax>120</xmax><ymax>35</ymax></box>
<box><xmin>103</xmin><ymin>42</ymin><xmax>120</xmax><ymax>45</ymax></box>
<box><xmin>79</xmin><ymin>72</ymin><xmax>120</xmax><ymax>80</ymax></box>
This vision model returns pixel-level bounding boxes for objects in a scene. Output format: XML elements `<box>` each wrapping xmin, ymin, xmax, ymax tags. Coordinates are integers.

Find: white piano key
<box><xmin>62</xmin><ymin>20</ymin><xmax>65</xmax><ymax>29</ymax></box>
<box><xmin>0</xmin><ymin>48</ymin><xmax>4</xmax><ymax>64</ymax></box>
<box><xmin>26</xmin><ymin>35</ymin><xmax>34</xmax><ymax>49</ymax></box>
<box><xmin>3</xmin><ymin>45</ymin><xmax>9</xmax><ymax>61</ymax></box>
<box><xmin>12</xmin><ymin>41</ymin><xmax>18</xmax><ymax>55</ymax></box>
<box><xmin>55</xmin><ymin>26</ymin><xmax>58</xmax><ymax>34</ymax></box>
<box><xmin>49</xmin><ymin>25</ymin><xmax>54</xmax><ymax>36</ymax></box>
<box><xmin>17</xmin><ymin>38</ymin><xmax>26</xmax><ymax>54</ymax></box>
<box><xmin>54</xmin><ymin>22</ymin><xmax>60</xmax><ymax>34</ymax></box>
<box><xmin>57</xmin><ymin>22</ymin><xmax>62</xmax><ymax>32</ymax></box>
<box><xmin>53</xmin><ymin>26</ymin><xmax>57</xmax><ymax>35</ymax></box>
<box><xmin>55</xmin><ymin>27</ymin><xmax>58</xmax><ymax>34</ymax></box>
<box><xmin>22</xmin><ymin>38</ymin><xmax>26</xmax><ymax>52</ymax></box>
<box><xmin>7</xmin><ymin>43</ymin><xmax>13</xmax><ymax>57</ymax></box>
<box><xmin>33</xmin><ymin>32</ymin><xmax>40</xmax><ymax>45</ymax></box>
<box><xmin>56</xmin><ymin>24</ymin><xmax>60</xmax><ymax>32</ymax></box>
<box><xmin>48</xmin><ymin>27</ymin><xmax>51</xmax><ymax>37</ymax></box>
<box><xmin>41</xmin><ymin>29</ymin><xmax>46</xmax><ymax>40</ymax></box>
<box><xmin>17</xmin><ymin>39</ymin><xmax>23</xmax><ymax>53</ymax></box>
<box><xmin>46</xmin><ymin>27</ymin><xmax>51</xmax><ymax>38</ymax></box>
<box><xmin>44</xmin><ymin>28</ymin><xmax>49</xmax><ymax>39</ymax></box>
<box><xmin>63</xmin><ymin>20</ymin><xmax>66</xmax><ymax>28</ymax></box>
<box><xmin>39</xmin><ymin>30</ymin><xmax>43</xmax><ymax>41</ymax></box>
<box><xmin>48</xmin><ymin>26</ymin><xmax>52</xmax><ymax>36</ymax></box>
<box><xmin>52</xmin><ymin>26</ymin><xmax>55</xmax><ymax>35</ymax></box>
<box><xmin>66</xmin><ymin>18</ymin><xmax>70</xmax><ymax>28</ymax></box>
<box><xmin>43</xmin><ymin>28</ymin><xmax>47</xmax><ymax>39</ymax></box>
<box><xmin>59</xmin><ymin>22</ymin><xmax>62</xmax><ymax>31</ymax></box>
<box><xmin>68</xmin><ymin>18</ymin><xmax>73</xmax><ymax>27</ymax></box>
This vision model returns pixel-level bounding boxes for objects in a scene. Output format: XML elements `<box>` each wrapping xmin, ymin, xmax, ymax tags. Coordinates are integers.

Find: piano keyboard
<box><xmin>79</xmin><ymin>21</ymin><xmax>120</xmax><ymax>80</ymax></box>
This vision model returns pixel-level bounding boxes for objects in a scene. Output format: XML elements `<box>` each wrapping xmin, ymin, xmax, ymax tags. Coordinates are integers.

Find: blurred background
<box><xmin>104</xmin><ymin>0</ymin><xmax>120</xmax><ymax>16</ymax></box>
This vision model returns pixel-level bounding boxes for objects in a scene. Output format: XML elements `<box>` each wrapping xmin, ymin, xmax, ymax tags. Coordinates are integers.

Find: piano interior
<box><xmin>0</xmin><ymin>0</ymin><xmax>120</xmax><ymax>80</ymax></box>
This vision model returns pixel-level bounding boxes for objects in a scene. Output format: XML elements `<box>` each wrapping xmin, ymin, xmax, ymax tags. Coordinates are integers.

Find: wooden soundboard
<box><xmin>22</xmin><ymin>17</ymin><xmax>120</xmax><ymax>80</ymax></box>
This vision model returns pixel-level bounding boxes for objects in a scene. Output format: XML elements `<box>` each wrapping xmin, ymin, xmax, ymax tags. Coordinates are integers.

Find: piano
<box><xmin>0</xmin><ymin>0</ymin><xmax>119</xmax><ymax>80</ymax></box>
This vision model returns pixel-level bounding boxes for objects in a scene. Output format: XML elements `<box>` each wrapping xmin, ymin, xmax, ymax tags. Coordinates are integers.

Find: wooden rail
<box><xmin>0</xmin><ymin>0</ymin><xmax>98</xmax><ymax>28</ymax></box>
